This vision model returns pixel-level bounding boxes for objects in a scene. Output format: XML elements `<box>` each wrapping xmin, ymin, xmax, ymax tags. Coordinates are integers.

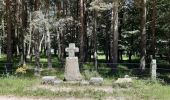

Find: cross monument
<box><xmin>64</xmin><ymin>43</ymin><xmax>82</xmax><ymax>81</ymax></box>
<box><xmin>65</xmin><ymin>43</ymin><xmax>79</xmax><ymax>57</ymax></box>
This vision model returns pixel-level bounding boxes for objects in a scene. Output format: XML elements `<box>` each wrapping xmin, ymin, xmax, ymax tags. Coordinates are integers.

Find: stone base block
<box><xmin>64</xmin><ymin>57</ymin><xmax>82</xmax><ymax>81</ymax></box>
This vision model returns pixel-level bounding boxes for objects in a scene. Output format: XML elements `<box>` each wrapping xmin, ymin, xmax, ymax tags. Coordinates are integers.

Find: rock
<box><xmin>54</xmin><ymin>80</ymin><xmax>63</xmax><ymax>85</ymax></box>
<box><xmin>114</xmin><ymin>78</ymin><xmax>132</xmax><ymax>84</ymax></box>
<box><xmin>124</xmin><ymin>75</ymin><xmax>129</xmax><ymax>78</ymax></box>
<box><xmin>113</xmin><ymin>78</ymin><xmax>133</xmax><ymax>88</ymax></box>
<box><xmin>42</xmin><ymin>76</ymin><xmax>56</xmax><ymax>85</ymax></box>
<box><xmin>90</xmin><ymin>77</ymin><xmax>103</xmax><ymax>85</ymax></box>
<box><xmin>80</xmin><ymin>80</ymin><xmax>89</xmax><ymax>85</ymax></box>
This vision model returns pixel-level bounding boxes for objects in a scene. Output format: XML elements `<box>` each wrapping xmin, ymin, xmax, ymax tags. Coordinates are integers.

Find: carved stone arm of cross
<box><xmin>65</xmin><ymin>43</ymin><xmax>79</xmax><ymax>57</ymax></box>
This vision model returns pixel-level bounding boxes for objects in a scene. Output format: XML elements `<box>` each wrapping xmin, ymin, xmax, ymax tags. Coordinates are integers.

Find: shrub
<box><xmin>15</xmin><ymin>64</ymin><xmax>28</xmax><ymax>76</ymax></box>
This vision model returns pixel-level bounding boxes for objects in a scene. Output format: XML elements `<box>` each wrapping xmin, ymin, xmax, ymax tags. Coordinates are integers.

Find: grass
<box><xmin>0</xmin><ymin>76</ymin><xmax>170</xmax><ymax>100</ymax></box>
<box><xmin>0</xmin><ymin>53</ymin><xmax>169</xmax><ymax>99</ymax></box>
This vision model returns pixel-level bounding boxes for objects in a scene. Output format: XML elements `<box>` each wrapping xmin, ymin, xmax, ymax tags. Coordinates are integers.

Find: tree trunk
<box><xmin>34</xmin><ymin>0</ymin><xmax>41</xmax><ymax>76</ymax></box>
<box><xmin>34</xmin><ymin>28</ymin><xmax>41</xmax><ymax>76</ymax></box>
<box><xmin>21</xmin><ymin>0</ymin><xmax>27</xmax><ymax>65</ymax></box>
<box><xmin>140</xmin><ymin>0</ymin><xmax>147</xmax><ymax>71</ymax></box>
<box><xmin>129</xmin><ymin>34</ymin><xmax>134</xmax><ymax>63</ymax></box>
<box><xmin>27</xmin><ymin>13</ymin><xmax>32</xmax><ymax>60</ymax></box>
<box><xmin>118</xmin><ymin>10</ymin><xmax>124</xmax><ymax>62</ymax></box>
<box><xmin>110</xmin><ymin>0</ymin><xmax>119</xmax><ymax>70</ymax></box>
<box><xmin>168</xmin><ymin>39</ymin><xmax>170</xmax><ymax>64</ymax></box>
<box><xmin>57</xmin><ymin>29</ymin><xmax>61</xmax><ymax>59</ymax></box>
<box><xmin>46</xmin><ymin>23</ymin><xmax>52</xmax><ymax>69</ymax></box>
<box><xmin>6</xmin><ymin>0</ymin><xmax>13</xmax><ymax>73</ymax></box>
<box><xmin>151</xmin><ymin>0</ymin><xmax>156</xmax><ymax>58</ymax></box>
<box><xmin>80</xmin><ymin>0</ymin><xmax>85</xmax><ymax>63</ymax></box>
<box><xmin>93</xmin><ymin>11</ymin><xmax>98</xmax><ymax>71</ymax></box>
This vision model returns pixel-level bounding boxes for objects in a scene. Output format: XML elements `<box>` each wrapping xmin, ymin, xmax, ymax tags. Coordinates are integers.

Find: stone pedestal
<box><xmin>64</xmin><ymin>57</ymin><xmax>82</xmax><ymax>81</ymax></box>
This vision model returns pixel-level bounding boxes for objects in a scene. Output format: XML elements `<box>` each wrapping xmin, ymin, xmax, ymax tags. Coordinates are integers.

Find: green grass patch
<box><xmin>0</xmin><ymin>76</ymin><xmax>170</xmax><ymax>99</ymax></box>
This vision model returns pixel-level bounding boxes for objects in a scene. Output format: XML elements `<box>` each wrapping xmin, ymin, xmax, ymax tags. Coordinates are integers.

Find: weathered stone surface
<box><xmin>89</xmin><ymin>77</ymin><xmax>103</xmax><ymax>85</ymax></box>
<box><xmin>42</xmin><ymin>76</ymin><xmax>56</xmax><ymax>85</ymax></box>
<box><xmin>54</xmin><ymin>80</ymin><xmax>63</xmax><ymax>85</ymax></box>
<box><xmin>65</xmin><ymin>43</ymin><xmax>79</xmax><ymax>57</ymax></box>
<box><xmin>64</xmin><ymin>43</ymin><xmax>82</xmax><ymax>81</ymax></box>
<box><xmin>150</xmin><ymin>59</ymin><xmax>157</xmax><ymax>80</ymax></box>
<box><xmin>64</xmin><ymin>57</ymin><xmax>82</xmax><ymax>81</ymax></box>
<box><xmin>114</xmin><ymin>78</ymin><xmax>132</xmax><ymax>84</ymax></box>
<box><xmin>113</xmin><ymin>77</ymin><xmax>133</xmax><ymax>88</ymax></box>
<box><xmin>80</xmin><ymin>80</ymin><xmax>90</xmax><ymax>85</ymax></box>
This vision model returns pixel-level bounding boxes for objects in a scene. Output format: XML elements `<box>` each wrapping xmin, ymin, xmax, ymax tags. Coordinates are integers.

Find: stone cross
<box><xmin>65</xmin><ymin>43</ymin><xmax>79</xmax><ymax>57</ymax></box>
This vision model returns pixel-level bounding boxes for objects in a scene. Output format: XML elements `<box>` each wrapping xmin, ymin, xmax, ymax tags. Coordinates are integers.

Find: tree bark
<box><xmin>168</xmin><ymin>38</ymin><xmax>170</xmax><ymax>64</ymax></box>
<box><xmin>46</xmin><ymin>23</ymin><xmax>52</xmax><ymax>69</ymax></box>
<box><xmin>93</xmin><ymin>10</ymin><xmax>98</xmax><ymax>71</ymax></box>
<box><xmin>34</xmin><ymin>28</ymin><xmax>40</xmax><ymax>76</ymax></box>
<box><xmin>80</xmin><ymin>0</ymin><xmax>85</xmax><ymax>63</ymax></box>
<box><xmin>110</xmin><ymin>0</ymin><xmax>119</xmax><ymax>70</ymax></box>
<box><xmin>151</xmin><ymin>0</ymin><xmax>156</xmax><ymax>58</ymax></box>
<box><xmin>21</xmin><ymin>0</ymin><xmax>27</xmax><ymax>65</ymax></box>
<box><xmin>6</xmin><ymin>0</ymin><xmax>13</xmax><ymax>73</ymax></box>
<box><xmin>27</xmin><ymin>13</ymin><xmax>32</xmax><ymax>60</ymax></box>
<box><xmin>140</xmin><ymin>0</ymin><xmax>147</xmax><ymax>71</ymax></box>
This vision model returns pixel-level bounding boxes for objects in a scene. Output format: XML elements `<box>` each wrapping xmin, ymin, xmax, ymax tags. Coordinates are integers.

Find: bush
<box><xmin>83</xmin><ymin>70</ymin><xmax>100</xmax><ymax>80</ymax></box>
<box><xmin>15</xmin><ymin>64</ymin><xmax>29</xmax><ymax>76</ymax></box>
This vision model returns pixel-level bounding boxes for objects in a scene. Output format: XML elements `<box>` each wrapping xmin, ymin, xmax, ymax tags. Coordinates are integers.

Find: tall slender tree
<box><xmin>110</xmin><ymin>0</ymin><xmax>119</xmax><ymax>70</ymax></box>
<box><xmin>93</xmin><ymin>10</ymin><xmax>97</xmax><ymax>71</ymax></box>
<box><xmin>151</xmin><ymin>0</ymin><xmax>156</xmax><ymax>58</ymax></box>
<box><xmin>140</xmin><ymin>0</ymin><xmax>147</xmax><ymax>71</ymax></box>
<box><xmin>21</xmin><ymin>0</ymin><xmax>27</xmax><ymax>65</ymax></box>
<box><xmin>80</xmin><ymin>0</ymin><xmax>85</xmax><ymax>63</ymax></box>
<box><xmin>6</xmin><ymin>0</ymin><xmax>13</xmax><ymax>73</ymax></box>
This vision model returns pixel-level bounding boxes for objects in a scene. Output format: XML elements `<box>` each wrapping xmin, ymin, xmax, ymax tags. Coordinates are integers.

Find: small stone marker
<box><xmin>42</xmin><ymin>76</ymin><xmax>56</xmax><ymax>85</ymax></box>
<box><xmin>90</xmin><ymin>77</ymin><xmax>103</xmax><ymax>85</ymax></box>
<box><xmin>51</xmin><ymin>49</ymin><xmax>55</xmax><ymax>54</ymax></box>
<box><xmin>64</xmin><ymin>43</ymin><xmax>82</xmax><ymax>81</ymax></box>
<box><xmin>150</xmin><ymin>59</ymin><xmax>157</xmax><ymax>80</ymax></box>
<box><xmin>113</xmin><ymin>75</ymin><xmax>133</xmax><ymax>88</ymax></box>
<box><xmin>114</xmin><ymin>78</ymin><xmax>132</xmax><ymax>84</ymax></box>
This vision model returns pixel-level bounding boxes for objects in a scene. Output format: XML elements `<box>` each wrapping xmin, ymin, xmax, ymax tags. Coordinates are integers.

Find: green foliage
<box><xmin>89</xmin><ymin>0</ymin><xmax>112</xmax><ymax>11</ymax></box>
<box><xmin>114</xmin><ymin>65</ymin><xmax>131</xmax><ymax>78</ymax></box>
<box><xmin>83</xmin><ymin>70</ymin><xmax>100</xmax><ymax>80</ymax></box>
<box><xmin>15</xmin><ymin>64</ymin><xmax>29</xmax><ymax>76</ymax></box>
